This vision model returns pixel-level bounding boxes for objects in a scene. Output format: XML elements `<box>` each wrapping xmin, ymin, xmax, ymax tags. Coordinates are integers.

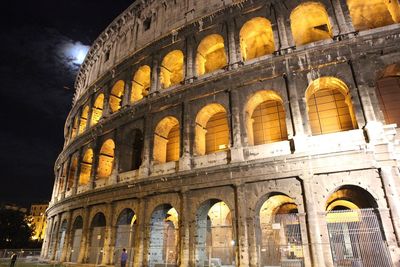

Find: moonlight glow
<box><xmin>61</xmin><ymin>41</ymin><xmax>90</xmax><ymax>65</ymax></box>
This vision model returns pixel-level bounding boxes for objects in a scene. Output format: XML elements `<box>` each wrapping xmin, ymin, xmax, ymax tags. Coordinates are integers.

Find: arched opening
<box><xmin>245</xmin><ymin>90</ymin><xmax>288</xmax><ymax>146</ymax></box>
<box><xmin>257</xmin><ymin>194</ymin><xmax>304</xmax><ymax>266</ymax></box>
<box><xmin>91</xmin><ymin>94</ymin><xmax>104</xmax><ymax>126</ymax></box>
<box><xmin>109</xmin><ymin>80</ymin><xmax>125</xmax><ymax>113</ymax></box>
<box><xmin>88</xmin><ymin>213</ymin><xmax>106</xmax><ymax>264</ymax></box>
<box><xmin>196</xmin><ymin>34</ymin><xmax>227</xmax><ymax>76</ymax></box>
<box><xmin>114</xmin><ymin>209</ymin><xmax>136</xmax><ymax>265</ymax></box>
<box><xmin>153</xmin><ymin>117</ymin><xmax>180</xmax><ymax>163</ymax></box>
<box><xmin>78</xmin><ymin>105</ymin><xmax>90</xmax><ymax>134</ymax></box>
<box><xmin>290</xmin><ymin>2</ymin><xmax>333</xmax><ymax>46</ymax></box>
<box><xmin>346</xmin><ymin>0</ymin><xmax>400</xmax><ymax>31</ymax></box>
<box><xmin>240</xmin><ymin>17</ymin><xmax>275</xmax><ymax>61</ymax></box>
<box><xmin>326</xmin><ymin>186</ymin><xmax>391</xmax><ymax>267</ymax></box>
<box><xmin>119</xmin><ymin>129</ymin><xmax>143</xmax><ymax>172</ymax></box>
<box><xmin>96</xmin><ymin>139</ymin><xmax>115</xmax><ymax>180</ymax></box>
<box><xmin>160</xmin><ymin>50</ymin><xmax>184</xmax><ymax>89</ymax></box>
<box><xmin>148</xmin><ymin>204</ymin><xmax>179</xmax><ymax>267</ymax></box>
<box><xmin>47</xmin><ymin>221</ymin><xmax>59</xmax><ymax>257</ymax></box>
<box><xmin>55</xmin><ymin>220</ymin><xmax>68</xmax><ymax>261</ymax></box>
<box><xmin>376</xmin><ymin>64</ymin><xmax>400</xmax><ymax>126</ymax></box>
<box><xmin>66</xmin><ymin>156</ymin><xmax>78</xmax><ymax>191</ymax></box>
<box><xmin>195</xmin><ymin>200</ymin><xmax>235</xmax><ymax>267</ymax></box>
<box><xmin>131</xmin><ymin>66</ymin><xmax>151</xmax><ymax>103</ymax></box>
<box><xmin>305</xmin><ymin>77</ymin><xmax>357</xmax><ymax>135</ymax></box>
<box><xmin>70</xmin><ymin>216</ymin><xmax>83</xmax><ymax>262</ymax></box>
<box><xmin>195</xmin><ymin>104</ymin><xmax>230</xmax><ymax>155</ymax></box>
<box><xmin>79</xmin><ymin>149</ymin><xmax>93</xmax><ymax>186</ymax></box>
<box><xmin>71</xmin><ymin>116</ymin><xmax>79</xmax><ymax>140</ymax></box>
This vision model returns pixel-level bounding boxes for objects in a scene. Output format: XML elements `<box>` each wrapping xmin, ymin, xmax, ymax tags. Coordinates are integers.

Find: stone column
<box><xmin>229</xmin><ymin>89</ymin><xmax>244</xmax><ymax>162</ymax></box>
<box><xmin>150</xmin><ymin>56</ymin><xmax>160</xmax><ymax>95</ymax></box>
<box><xmin>298</xmin><ymin>213</ymin><xmax>313</xmax><ymax>267</ymax></box>
<box><xmin>123</xmin><ymin>78</ymin><xmax>132</xmax><ymax>106</ymax></box>
<box><xmin>78</xmin><ymin>206</ymin><xmax>90</xmax><ymax>263</ymax></box>
<box><xmin>246</xmin><ymin>215</ymin><xmax>258</xmax><ymax>267</ymax></box>
<box><xmin>185</xmin><ymin>35</ymin><xmax>195</xmax><ymax>83</ymax></box>
<box><xmin>139</xmin><ymin>117</ymin><xmax>151</xmax><ymax>177</ymax></box>
<box><xmin>72</xmin><ymin>148</ymin><xmax>84</xmax><ymax>195</ymax></box>
<box><xmin>179</xmin><ymin>191</ymin><xmax>190</xmax><ymax>266</ymax></box>
<box><xmin>234</xmin><ymin>183</ymin><xmax>250</xmax><ymax>266</ymax></box>
<box><xmin>86</xmin><ymin>95</ymin><xmax>94</xmax><ymax>131</ymax></box>
<box><xmin>89</xmin><ymin>142</ymin><xmax>100</xmax><ymax>190</ymax></box>
<box><xmin>227</xmin><ymin>19</ymin><xmax>239</xmax><ymax>69</ymax></box>
<box><xmin>330</xmin><ymin>0</ymin><xmax>355</xmax><ymax>36</ymax></box>
<box><xmin>276</xmin><ymin>14</ymin><xmax>293</xmax><ymax>50</ymax></box>
<box><xmin>50</xmin><ymin>213</ymin><xmax>62</xmax><ymax>261</ymax></box>
<box><xmin>302</xmin><ymin>175</ymin><xmax>334</xmax><ymax>267</ymax></box>
<box><xmin>133</xmin><ymin>199</ymin><xmax>146</xmax><ymax>267</ymax></box>
<box><xmin>102</xmin><ymin>202</ymin><xmax>114</xmax><ymax>265</ymax></box>
<box><xmin>60</xmin><ymin>211</ymin><xmax>74</xmax><ymax>262</ymax></box>
<box><xmin>179</xmin><ymin>102</ymin><xmax>191</xmax><ymax>171</ymax></box>
<box><xmin>41</xmin><ymin>217</ymin><xmax>53</xmax><ymax>259</ymax></box>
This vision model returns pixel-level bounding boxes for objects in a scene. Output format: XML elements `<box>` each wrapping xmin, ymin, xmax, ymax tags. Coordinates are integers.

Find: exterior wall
<box><xmin>45</xmin><ymin>0</ymin><xmax>400</xmax><ymax>266</ymax></box>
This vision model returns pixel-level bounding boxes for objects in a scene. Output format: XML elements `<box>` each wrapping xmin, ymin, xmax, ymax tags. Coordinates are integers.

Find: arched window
<box><xmin>131</xmin><ymin>66</ymin><xmax>151</xmax><ymax>103</ymax></box>
<box><xmin>78</xmin><ymin>105</ymin><xmax>89</xmax><ymax>134</ymax></box>
<box><xmin>148</xmin><ymin>204</ymin><xmax>179</xmax><ymax>267</ymax></box>
<box><xmin>258</xmin><ymin>194</ymin><xmax>303</xmax><ymax>266</ymax></box>
<box><xmin>240</xmin><ymin>17</ymin><xmax>275</xmax><ymax>61</ymax></box>
<box><xmin>245</xmin><ymin>90</ymin><xmax>288</xmax><ymax>146</ymax></box>
<box><xmin>55</xmin><ymin>220</ymin><xmax>68</xmax><ymax>261</ymax></box>
<box><xmin>70</xmin><ymin>216</ymin><xmax>83</xmax><ymax>262</ymax></box>
<box><xmin>290</xmin><ymin>2</ymin><xmax>333</xmax><ymax>46</ymax></box>
<box><xmin>153</xmin><ymin>117</ymin><xmax>180</xmax><ymax>163</ymax></box>
<box><xmin>88</xmin><ymin>213</ymin><xmax>106</xmax><ymax>264</ymax></box>
<box><xmin>346</xmin><ymin>0</ymin><xmax>400</xmax><ymax>31</ymax></box>
<box><xmin>306</xmin><ymin>77</ymin><xmax>357</xmax><ymax>135</ymax></box>
<box><xmin>195</xmin><ymin>104</ymin><xmax>230</xmax><ymax>155</ymax></box>
<box><xmin>119</xmin><ymin>129</ymin><xmax>143</xmax><ymax>172</ymax></box>
<box><xmin>160</xmin><ymin>50</ymin><xmax>184</xmax><ymax>89</ymax></box>
<box><xmin>79</xmin><ymin>149</ymin><xmax>93</xmax><ymax>186</ymax></box>
<box><xmin>109</xmin><ymin>80</ymin><xmax>125</xmax><ymax>113</ymax></box>
<box><xmin>376</xmin><ymin>64</ymin><xmax>400</xmax><ymax>126</ymax></box>
<box><xmin>97</xmin><ymin>139</ymin><xmax>115</xmax><ymax>179</ymax></box>
<box><xmin>114</xmin><ymin>209</ymin><xmax>136</xmax><ymax>264</ymax></box>
<box><xmin>71</xmin><ymin>116</ymin><xmax>79</xmax><ymax>140</ymax></box>
<box><xmin>196</xmin><ymin>34</ymin><xmax>227</xmax><ymax>76</ymax></box>
<box><xmin>91</xmin><ymin>94</ymin><xmax>104</xmax><ymax>126</ymax></box>
<box><xmin>195</xmin><ymin>200</ymin><xmax>235</xmax><ymax>266</ymax></box>
<box><xmin>67</xmin><ymin>156</ymin><xmax>78</xmax><ymax>191</ymax></box>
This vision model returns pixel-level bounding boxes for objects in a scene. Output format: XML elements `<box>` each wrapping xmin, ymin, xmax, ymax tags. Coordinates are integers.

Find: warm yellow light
<box><xmin>97</xmin><ymin>139</ymin><xmax>115</xmax><ymax>179</ymax></box>
<box><xmin>160</xmin><ymin>50</ymin><xmax>184</xmax><ymax>89</ymax></box>
<box><xmin>109</xmin><ymin>80</ymin><xmax>125</xmax><ymax>113</ymax></box>
<box><xmin>131</xmin><ymin>65</ymin><xmax>151</xmax><ymax>103</ymax></box>
<box><xmin>153</xmin><ymin>116</ymin><xmax>180</xmax><ymax>163</ymax></box>
<box><xmin>196</xmin><ymin>34</ymin><xmax>227</xmax><ymax>76</ymax></box>
<box><xmin>91</xmin><ymin>94</ymin><xmax>104</xmax><ymax>126</ymax></box>
<box><xmin>78</xmin><ymin>105</ymin><xmax>89</xmax><ymax>134</ymax></box>
<box><xmin>79</xmin><ymin>149</ymin><xmax>93</xmax><ymax>185</ymax></box>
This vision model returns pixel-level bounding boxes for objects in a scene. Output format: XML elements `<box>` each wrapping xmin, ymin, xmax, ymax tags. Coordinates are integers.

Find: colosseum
<box><xmin>41</xmin><ymin>0</ymin><xmax>400</xmax><ymax>266</ymax></box>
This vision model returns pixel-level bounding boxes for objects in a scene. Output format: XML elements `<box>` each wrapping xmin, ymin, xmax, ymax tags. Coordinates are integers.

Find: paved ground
<box><xmin>0</xmin><ymin>259</ymin><xmax>64</xmax><ymax>267</ymax></box>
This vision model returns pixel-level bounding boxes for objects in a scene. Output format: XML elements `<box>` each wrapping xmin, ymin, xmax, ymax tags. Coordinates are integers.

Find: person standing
<box><xmin>10</xmin><ymin>253</ymin><xmax>17</xmax><ymax>267</ymax></box>
<box><xmin>120</xmin><ymin>248</ymin><xmax>128</xmax><ymax>267</ymax></box>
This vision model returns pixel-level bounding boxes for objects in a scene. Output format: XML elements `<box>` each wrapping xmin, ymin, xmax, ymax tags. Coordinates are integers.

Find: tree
<box><xmin>0</xmin><ymin>208</ymin><xmax>34</xmax><ymax>249</ymax></box>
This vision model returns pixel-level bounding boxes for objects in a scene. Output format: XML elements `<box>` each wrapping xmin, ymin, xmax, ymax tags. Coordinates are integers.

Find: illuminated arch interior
<box><xmin>91</xmin><ymin>94</ymin><xmax>104</xmax><ymax>126</ymax></box>
<box><xmin>153</xmin><ymin>116</ymin><xmax>180</xmax><ymax>163</ymax></box>
<box><xmin>240</xmin><ymin>17</ymin><xmax>275</xmax><ymax>61</ymax></box>
<box><xmin>97</xmin><ymin>139</ymin><xmax>115</xmax><ymax>179</ymax></box>
<box><xmin>78</xmin><ymin>106</ymin><xmax>89</xmax><ymax>134</ymax></box>
<box><xmin>79</xmin><ymin>149</ymin><xmax>93</xmax><ymax>186</ymax></box>
<box><xmin>131</xmin><ymin>65</ymin><xmax>151</xmax><ymax>103</ymax></box>
<box><xmin>71</xmin><ymin>116</ymin><xmax>79</xmax><ymax>140</ymax></box>
<box><xmin>290</xmin><ymin>2</ymin><xmax>333</xmax><ymax>46</ymax></box>
<box><xmin>67</xmin><ymin>156</ymin><xmax>78</xmax><ymax>190</ymax></box>
<box><xmin>376</xmin><ymin>64</ymin><xmax>400</xmax><ymax>126</ymax></box>
<box><xmin>346</xmin><ymin>0</ymin><xmax>400</xmax><ymax>31</ymax></box>
<box><xmin>115</xmin><ymin>208</ymin><xmax>136</xmax><ymax>262</ymax></box>
<box><xmin>109</xmin><ymin>80</ymin><xmax>125</xmax><ymax>113</ymax></box>
<box><xmin>306</xmin><ymin>77</ymin><xmax>357</xmax><ymax>135</ymax></box>
<box><xmin>196</xmin><ymin>34</ymin><xmax>227</xmax><ymax>76</ymax></box>
<box><xmin>160</xmin><ymin>50</ymin><xmax>184</xmax><ymax>89</ymax></box>
<box><xmin>195</xmin><ymin>104</ymin><xmax>229</xmax><ymax>155</ymax></box>
<box><xmin>245</xmin><ymin>90</ymin><xmax>288</xmax><ymax>146</ymax></box>
<box><xmin>88</xmin><ymin>213</ymin><xmax>106</xmax><ymax>264</ymax></box>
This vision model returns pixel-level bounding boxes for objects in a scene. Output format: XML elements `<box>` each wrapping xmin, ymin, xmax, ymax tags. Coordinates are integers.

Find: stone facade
<box><xmin>42</xmin><ymin>0</ymin><xmax>400</xmax><ymax>266</ymax></box>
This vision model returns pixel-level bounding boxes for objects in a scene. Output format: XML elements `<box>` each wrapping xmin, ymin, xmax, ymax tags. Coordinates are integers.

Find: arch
<box><xmin>195</xmin><ymin>200</ymin><xmax>235</xmax><ymax>266</ymax></box>
<box><xmin>148</xmin><ymin>204</ymin><xmax>179</xmax><ymax>267</ymax></box>
<box><xmin>109</xmin><ymin>80</ymin><xmax>125</xmax><ymax>113</ymax></box>
<box><xmin>71</xmin><ymin>116</ymin><xmax>79</xmax><ymax>140</ymax></box>
<box><xmin>153</xmin><ymin>116</ymin><xmax>180</xmax><ymax>163</ymax></box>
<box><xmin>257</xmin><ymin>194</ymin><xmax>304</xmax><ymax>266</ymax></box>
<box><xmin>78</xmin><ymin>105</ymin><xmax>90</xmax><ymax>134</ymax></box>
<box><xmin>290</xmin><ymin>2</ymin><xmax>333</xmax><ymax>46</ymax></box>
<box><xmin>79</xmin><ymin>149</ymin><xmax>93</xmax><ymax>186</ymax></box>
<box><xmin>195</xmin><ymin>103</ymin><xmax>230</xmax><ymax>155</ymax></box>
<box><xmin>240</xmin><ymin>17</ymin><xmax>275</xmax><ymax>61</ymax></box>
<box><xmin>305</xmin><ymin>77</ymin><xmax>357</xmax><ymax>135</ymax></box>
<box><xmin>88</xmin><ymin>212</ymin><xmax>106</xmax><ymax>264</ymax></box>
<box><xmin>196</xmin><ymin>34</ymin><xmax>227</xmax><ymax>76</ymax></box>
<box><xmin>119</xmin><ymin>129</ymin><xmax>143</xmax><ymax>172</ymax></box>
<box><xmin>376</xmin><ymin>64</ymin><xmax>400</xmax><ymax>126</ymax></box>
<box><xmin>131</xmin><ymin>65</ymin><xmax>151</xmax><ymax>103</ymax></box>
<box><xmin>245</xmin><ymin>90</ymin><xmax>288</xmax><ymax>146</ymax></box>
<box><xmin>69</xmin><ymin>215</ymin><xmax>83</xmax><ymax>262</ymax></box>
<box><xmin>160</xmin><ymin>50</ymin><xmax>184</xmax><ymax>89</ymax></box>
<box><xmin>114</xmin><ymin>209</ymin><xmax>136</xmax><ymax>265</ymax></box>
<box><xmin>67</xmin><ymin>156</ymin><xmax>78</xmax><ymax>191</ymax></box>
<box><xmin>346</xmin><ymin>0</ymin><xmax>400</xmax><ymax>31</ymax></box>
<box><xmin>55</xmin><ymin>220</ymin><xmax>68</xmax><ymax>261</ymax></box>
<box><xmin>91</xmin><ymin>94</ymin><xmax>104</xmax><ymax>126</ymax></box>
<box><xmin>97</xmin><ymin>139</ymin><xmax>115</xmax><ymax>179</ymax></box>
<box><xmin>326</xmin><ymin>185</ymin><xmax>378</xmax><ymax>211</ymax></box>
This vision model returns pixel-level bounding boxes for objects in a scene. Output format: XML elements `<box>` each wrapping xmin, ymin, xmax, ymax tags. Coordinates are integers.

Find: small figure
<box><xmin>120</xmin><ymin>248</ymin><xmax>128</xmax><ymax>267</ymax></box>
<box><xmin>10</xmin><ymin>253</ymin><xmax>17</xmax><ymax>267</ymax></box>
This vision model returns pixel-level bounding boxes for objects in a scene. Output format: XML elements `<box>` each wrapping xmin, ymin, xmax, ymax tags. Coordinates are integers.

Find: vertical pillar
<box><xmin>85</xmin><ymin>95</ymin><xmax>94</xmax><ymax>131</ymax></box>
<box><xmin>302</xmin><ymin>175</ymin><xmax>334</xmax><ymax>267</ymax></box>
<box><xmin>78</xmin><ymin>206</ymin><xmax>90</xmax><ymax>264</ymax></box>
<box><xmin>133</xmin><ymin>199</ymin><xmax>146</xmax><ymax>267</ymax></box>
<box><xmin>50</xmin><ymin>214</ymin><xmax>62</xmax><ymax>261</ymax></box>
<box><xmin>246</xmin><ymin>215</ymin><xmax>258</xmax><ymax>267</ymax></box>
<box><xmin>227</xmin><ymin>19</ymin><xmax>239</xmax><ymax>69</ymax></box>
<box><xmin>179</xmin><ymin>191</ymin><xmax>190</xmax><ymax>266</ymax></box>
<box><xmin>276</xmin><ymin>14</ymin><xmax>292</xmax><ymax>50</ymax></box>
<box><xmin>331</xmin><ymin>0</ymin><xmax>355</xmax><ymax>35</ymax></box>
<box><xmin>123</xmin><ymin>78</ymin><xmax>132</xmax><ymax>106</ymax></box>
<box><xmin>60</xmin><ymin>211</ymin><xmax>73</xmax><ymax>262</ymax></box>
<box><xmin>297</xmin><ymin>213</ymin><xmax>313</xmax><ymax>267</ymax></box>
<box><xmin>229</xmin><ymin>90</ymin><xmax>244</xmax><ymax>162</ymax></box>
<box><xmin>234</xmin><ymin>183</ymin><xmax>250</xmax><ymax>266</ymax></box>
<box><xmin>179</xmin><ymin>102</ymin><xmax>191</xmax><ymax>171</ymax></box>
<box><xmin>139</xmin><ymin>117</ymin><xmax>151</xmax><ymax>177</ymax></box>
<box><xmin>150</xmin><ymin>56</ymin><xmax>160</xmax><ymax>95</ymax></box>
<box><xmin>185</xmin><ymin>35</ymin><xmax>195</xmax><ymax>83</ymax></box>
<box><xmin>41</xmin><ymin>217</ymin><xmax>53</xmax><ymax>259</ymax></box>
<box><xmin>72</xmin><ymin>148</ymin><xmax>83</xmax><ymax>195</ymax></box>
<box><xmin>89</xmin><ymin>142</ymin><xmax>100</xmax><ymax>190</ymax></box>
<box><xmin>102</xmin><ymin>202</ymin><xmax>114</xmax><ymax>265</ymax></box>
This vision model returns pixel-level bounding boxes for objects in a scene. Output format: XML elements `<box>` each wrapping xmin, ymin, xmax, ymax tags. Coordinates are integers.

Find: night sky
<box><xmin>0</xmin><ymin>1</ymin><xmax>133</xmax><ymax>207</ymax></box>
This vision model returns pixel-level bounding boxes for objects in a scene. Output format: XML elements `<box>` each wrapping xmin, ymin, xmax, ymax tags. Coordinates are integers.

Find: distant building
<box><xmin>29</xmin><ymin>204</ymin><xmax>48</xmax><ymax>241</ymax></box>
